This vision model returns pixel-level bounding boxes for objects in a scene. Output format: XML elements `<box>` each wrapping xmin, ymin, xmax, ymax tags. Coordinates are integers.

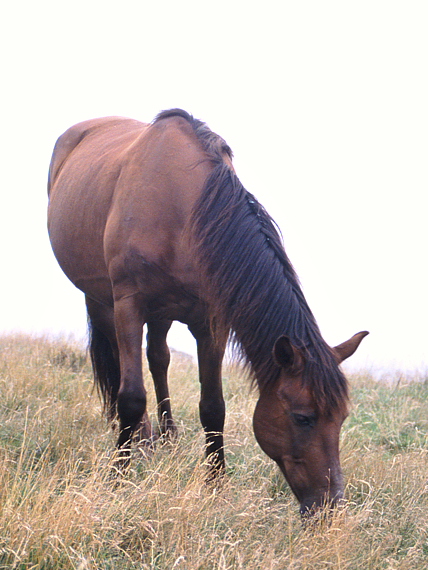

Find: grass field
<box><xmin>0</xmin><ymin>334</ymin><xmax>427</xmax><ymax>569</ymax></box>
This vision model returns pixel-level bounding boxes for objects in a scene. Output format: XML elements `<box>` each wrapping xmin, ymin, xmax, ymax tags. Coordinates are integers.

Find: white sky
<box><xmin>1</xmin><ymin>1</ymin><xmax>427</xmax><ymax>373</ymax></box>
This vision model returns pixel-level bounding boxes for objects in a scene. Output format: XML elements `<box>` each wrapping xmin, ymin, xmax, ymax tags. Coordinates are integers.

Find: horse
<box><xmin>47</xmin><ymin>108</ymin><xmax>368</xmax><ymax>517</ymax></box>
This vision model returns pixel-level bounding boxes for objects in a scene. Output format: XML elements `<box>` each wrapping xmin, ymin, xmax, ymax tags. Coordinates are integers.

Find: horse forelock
<box><xmin>301</xmin><ymin>345</ymin><xmax>349</xmax><ymax>414</ymax></box>
<box><xmin>190</xmin><ymin>161</ymin><xmax>348</xmax><ymax>413</ymax></box>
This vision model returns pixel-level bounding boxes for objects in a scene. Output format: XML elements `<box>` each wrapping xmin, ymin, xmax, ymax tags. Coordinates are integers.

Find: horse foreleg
<box><xmin>146</xmin><ymin>320</ymin><xmax>177</xmax><ymax>440</ymax></box>
<box><xmin>190</xmin><ymin>325</ymin><xmax>227</xmax><ymax>479</ymax></box>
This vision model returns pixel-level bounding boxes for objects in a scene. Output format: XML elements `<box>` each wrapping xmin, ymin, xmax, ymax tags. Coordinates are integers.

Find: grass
<box><xmin>0</xmin><ymin>334</ymin><xmax>427</xmax><ymax>569</ymax></box>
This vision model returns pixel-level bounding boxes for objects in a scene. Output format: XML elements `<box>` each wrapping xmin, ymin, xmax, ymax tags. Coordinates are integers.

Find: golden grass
<box><xmin>0</xmin><ymin>334</ymin><xmax>427</xmax><ymax>569</ymax></box>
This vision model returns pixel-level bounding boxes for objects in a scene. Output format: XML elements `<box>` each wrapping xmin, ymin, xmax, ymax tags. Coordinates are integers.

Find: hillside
<box><xmin>1</xmin><ymin>335</ymin><xmax>427</xmax><ymax>569</ymax></box>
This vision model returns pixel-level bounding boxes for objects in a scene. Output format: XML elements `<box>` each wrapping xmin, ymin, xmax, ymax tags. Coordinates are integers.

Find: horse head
<box><xmin>253</xmin><ymin>331</ymin><xmax>368</xmax><ymax>518</ymax></box>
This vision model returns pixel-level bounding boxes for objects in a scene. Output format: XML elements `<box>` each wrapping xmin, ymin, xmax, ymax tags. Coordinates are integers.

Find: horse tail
<box><xmin>87</xmin><ymin>316</ymin><xmax>120</xmax><ymax>423</ymax></box>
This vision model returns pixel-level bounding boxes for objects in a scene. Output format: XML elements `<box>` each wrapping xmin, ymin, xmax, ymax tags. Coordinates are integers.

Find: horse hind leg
<box><xmin>146</xmin><ymin>320</ymin><xmax>177</xmax><ymax>440</ymax></box>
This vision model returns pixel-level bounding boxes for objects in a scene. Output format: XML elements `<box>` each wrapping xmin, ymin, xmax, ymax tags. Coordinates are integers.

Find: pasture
<box><xmin>0</xmin><ymin>334</ymin><xmax>427</xmax><ymax>569</ymax></box>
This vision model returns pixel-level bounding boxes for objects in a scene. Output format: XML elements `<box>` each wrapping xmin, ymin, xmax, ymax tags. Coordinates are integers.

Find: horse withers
<box><xmin>47</xmin><ymin>109</ymin><xmax>368</xmax><ymax>517</ymax></box>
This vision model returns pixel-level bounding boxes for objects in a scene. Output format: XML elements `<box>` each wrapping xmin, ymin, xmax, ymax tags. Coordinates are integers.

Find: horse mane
<box><xmin>154</xmin><ymin>109</ymin><xmax>348</xmax><ymax>412</ymax></box>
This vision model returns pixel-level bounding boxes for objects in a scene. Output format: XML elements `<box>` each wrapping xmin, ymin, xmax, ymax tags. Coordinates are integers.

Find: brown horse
<box><xmin>47</xmin><ymin>109</ymin><xmax>368</xmax><ymax>517</ymax></box>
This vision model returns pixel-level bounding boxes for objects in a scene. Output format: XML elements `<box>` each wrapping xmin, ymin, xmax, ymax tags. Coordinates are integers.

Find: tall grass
<box><xmin>0</xmin><ymin>334</ymin><xmax>427</xmax><ymax>569</ymax></box>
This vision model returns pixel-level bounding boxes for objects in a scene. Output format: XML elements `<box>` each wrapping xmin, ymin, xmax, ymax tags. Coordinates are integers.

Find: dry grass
<box><xmin>0</xmin><ymin>334</ymin><xmax>427</xmax><ymax>569</ymax></box>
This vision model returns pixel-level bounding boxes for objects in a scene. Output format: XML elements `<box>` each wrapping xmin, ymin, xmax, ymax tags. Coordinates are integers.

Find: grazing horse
<box><xmin>47</xmin><ymin>109</ymin><xmax>368</xmax><ymax>517</ymax></box>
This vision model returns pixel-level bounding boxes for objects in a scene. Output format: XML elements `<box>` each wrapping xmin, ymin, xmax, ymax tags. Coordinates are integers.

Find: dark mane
<box><xmin>155</xmin><ymin>109</ymin><xmax>348</xmax><ymax>411</ymax></box>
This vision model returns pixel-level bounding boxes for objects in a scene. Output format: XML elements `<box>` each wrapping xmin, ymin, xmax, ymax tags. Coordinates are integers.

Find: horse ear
<box><xmin>273</xmin><ymin>335</ymin><xmax>303</xmax><ymax>373</ymax></box>
<box><xmin>333</xmin><ymin>331</ymin><xmax>369</xmax><ymax>364</ymax></box>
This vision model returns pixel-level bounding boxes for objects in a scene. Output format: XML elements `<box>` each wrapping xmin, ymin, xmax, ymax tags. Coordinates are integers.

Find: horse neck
<box><xmin>191</xmin><ymin>163</ymin><xmax>327</xmax><ymax>387</ymax></box>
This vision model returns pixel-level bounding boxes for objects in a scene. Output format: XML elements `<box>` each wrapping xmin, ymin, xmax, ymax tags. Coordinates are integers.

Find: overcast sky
<box><xmin>1</xmin><ymin>1</ymin><xmax>427</xmax><ymax>374</ymax></box>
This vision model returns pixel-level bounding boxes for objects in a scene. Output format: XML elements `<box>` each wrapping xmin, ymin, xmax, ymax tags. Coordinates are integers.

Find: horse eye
<box><xmin>291</xmin><ymin>413</ymin><xmax>316</xmax><ymax>428</ymax></box>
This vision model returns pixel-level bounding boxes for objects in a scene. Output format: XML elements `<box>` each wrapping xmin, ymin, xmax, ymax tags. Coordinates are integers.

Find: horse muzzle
<box><xmin>299</xmin><ymin>486</ymin><xmax>345</xmax><ymax>520</ymax></box>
